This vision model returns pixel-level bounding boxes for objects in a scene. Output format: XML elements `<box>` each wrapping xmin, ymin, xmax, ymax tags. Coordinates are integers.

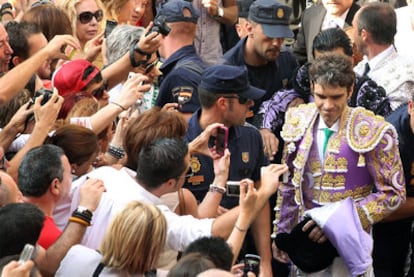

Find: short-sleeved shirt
<box><xmin>184</xmin><ymin>110</ymin><xmax>269</xmax><ymax>208</ymax></box>
<box><xmin>223</xmin><ymin>37</ymin><xmax>298</xmax><ymax>115</ymax></box>
<box><xmin>38</xmin><ymin>215</ymin><xmax>62</xmax><ymax>249</ymax></box>
<box><xmin>156</xmin><ymin>45</ymin><xmax>206</xmax><ymax>113</ymax></box>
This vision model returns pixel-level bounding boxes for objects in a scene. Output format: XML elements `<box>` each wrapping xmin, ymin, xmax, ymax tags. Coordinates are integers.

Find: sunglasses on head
<box><xmin>222</xmin><ymin>95</ymin><xmax>250</xmax><ymax>104</ymax></box>
<box><xmin>78</xmin><ymin>10</ymin><xmax>103</xmax><ymax>24</ymax></box>
<box><xmin>31</xmin><ymin>0</ymin><xmax>53</xmax><ymax>8</ymax></box>
<box><xmin>91</xmin><ymin>81</ymin><xmax>108</xmax><ymax>99</ymax></box>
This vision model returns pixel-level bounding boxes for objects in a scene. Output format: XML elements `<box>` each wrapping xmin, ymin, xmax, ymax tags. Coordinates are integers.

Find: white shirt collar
<box><xmin>317</xmin><ymin>117</ymin><xmax>340</xmax><ymax>132</ymax></box>
<box><xmin>322</xmin><ymin>8</ymin><xmax>350</xmax><ymax>29</ymax></box>
<box><xmin>365</xmin><ymin>45</ymin><xmax>394</xmax><ymax>71</ymax></box>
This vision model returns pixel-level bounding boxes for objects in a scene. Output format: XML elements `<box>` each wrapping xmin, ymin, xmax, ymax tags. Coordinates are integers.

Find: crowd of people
<box><xmin>0</xmin><ymin>0</ymin><xmax>413</xmax><ymax>276</ymax></box>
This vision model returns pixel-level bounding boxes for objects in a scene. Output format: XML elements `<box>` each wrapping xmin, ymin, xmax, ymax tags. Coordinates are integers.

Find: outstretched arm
<box><xmin>0</xmin><ymin>34</ymin><xmax>80</xmax><ymax>105</ymax></box>
<box><xmin>7</xmin><ymin>92</ymin><xmax>63</xmax><ymax>181</ymax></box>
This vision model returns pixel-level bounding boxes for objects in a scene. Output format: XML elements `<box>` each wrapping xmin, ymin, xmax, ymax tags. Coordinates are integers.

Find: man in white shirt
<box><xmin>353</xmin><ymin>2</ymin><xmax>414</xmax><ymax>111</ymax></box>
<box><xmin>55</xmin><ymin>109</ymin><xmax>287</xmax><ymax>271</ymax></box>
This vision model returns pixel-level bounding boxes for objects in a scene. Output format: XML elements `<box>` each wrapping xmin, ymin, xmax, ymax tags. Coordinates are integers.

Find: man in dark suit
<box><xmin>293</xmin><ymin>0</ymin><xmax>360</xmax><ymax>65</ymax></box>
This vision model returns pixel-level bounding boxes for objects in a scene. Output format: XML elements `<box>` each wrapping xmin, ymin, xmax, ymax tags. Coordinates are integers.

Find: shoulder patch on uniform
<box><xmin>172</xmin><ymin>86</ymin><xmax>194</xmax><ymax>105</ymax></box>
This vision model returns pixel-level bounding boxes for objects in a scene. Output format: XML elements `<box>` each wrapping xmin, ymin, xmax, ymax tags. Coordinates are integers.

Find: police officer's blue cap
<box><xmin>200</xmin><ymin>65</ymin><xmax>265</xmax><ymax>100</ymax></box>
<box><xmin>156</xmin><ymin>0</ymin><xmax>199</xmax><ymax>24</ymax></box>
<box><xmin>249</xmin><ymin>0</ymin><xmax>294</xmax><ymax>38</ymax></box>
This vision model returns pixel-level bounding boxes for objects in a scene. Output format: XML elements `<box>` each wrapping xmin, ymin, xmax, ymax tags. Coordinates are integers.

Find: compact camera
<box><xmin>27</xmin><ymin>88</ymin><xmax>53</xmax><ymax>109</ymax></box>
<box><xmin>149</xmin><ymin>15</ymin><xmax>171</xmax><ymax>36</ymax></box>
<box><xmin>243</xmin><ymin>254</ymin><xmax>261</xmax><ymax>276</ymax></box>
<box><xmin>33</xmin><ymin>88</ymin><xmax>53</xmax><ymax>106</ymax></box>
<box><xmin>226</xmin><ymin>181</ymin><xmax>240</xmax><ymax>197</ymax></box>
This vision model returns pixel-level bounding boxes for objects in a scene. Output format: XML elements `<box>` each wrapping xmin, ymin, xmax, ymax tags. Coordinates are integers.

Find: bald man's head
<box><xmin>0</xmin><ymin>171</ymin><xmax>23</xmax><ymax>206</ymax></box>
<box><xmin>197</xmin><ymin>269</ymin><xmax>234</xmax><ymax>277</ymax></box>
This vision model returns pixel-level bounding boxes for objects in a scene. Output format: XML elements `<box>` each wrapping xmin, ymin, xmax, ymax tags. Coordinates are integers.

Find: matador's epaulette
<box><xmin>281</xmin><ymin>103</ymin><xmax>318</xmax><ymax>154</ymax></box>
<box><xmin>346</xmin><ymin>107</ymin><xmax>398</xmax><ymax>166</ymax></box>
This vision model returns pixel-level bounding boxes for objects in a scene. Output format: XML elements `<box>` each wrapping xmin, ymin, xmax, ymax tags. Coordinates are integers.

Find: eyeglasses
<box><xmin>141</xmin><ymin>58</ymin><xmax>159</xmax><ymax>74</ymax></box>
<box><xmin>91</xmin><ymin>81</ymin><xmax>108</xmax><ymax>99</ymax></box>
<box><xmin>77</xmin><ymin>10</ymin><xmax>104</xmax><ymax>24</ymax></box>
<box><xmin>222</xmin><ymin>95</ymin><xmax>250</xmax><ymax>105</ymax></box>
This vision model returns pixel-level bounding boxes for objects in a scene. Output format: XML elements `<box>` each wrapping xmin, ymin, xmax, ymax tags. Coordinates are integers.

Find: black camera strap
<box><xmin>92</xmin><ymin>262</ymin><xmax>105</xmax><ymax>277</ymax></box>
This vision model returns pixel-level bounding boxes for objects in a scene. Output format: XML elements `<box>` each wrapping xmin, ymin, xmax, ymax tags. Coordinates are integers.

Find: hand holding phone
<box><xmin>18</xmin><ymin>244</ymin><xmax>35</xmax><ymax>265</ymax></box>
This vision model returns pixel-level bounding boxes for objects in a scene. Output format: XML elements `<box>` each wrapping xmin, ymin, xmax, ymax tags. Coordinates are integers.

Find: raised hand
<box><xmin>79</xmin><ymin>178</ymin><xmax>106</xmax><ymax>212</ymax></box>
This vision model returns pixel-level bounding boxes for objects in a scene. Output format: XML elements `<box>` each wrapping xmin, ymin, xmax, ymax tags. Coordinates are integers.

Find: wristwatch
<box><xmin>129</xmin><ymin>39</ymin><xmax>151</xmax><ymax>67</ymax></box>
<box><xmin>209</xmin><ymin>184</ymin><xmax>226</xmax><ymax>194</ymax></box>
<box><xmin>214</xmin><ymin>7</ymin><xmax>224</xmax><ymax>19</ymax></box>
<box><xmin>75</xmin><ymin>206</ymin><xmax>93</xmax><ymax>218</ymax></box>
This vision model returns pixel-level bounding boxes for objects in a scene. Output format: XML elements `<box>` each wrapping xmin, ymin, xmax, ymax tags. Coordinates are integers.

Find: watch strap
<box><xmin>213</xmin><ymin>7</ymin><xmax>224</xmax><ymax>19</ymax></box>
<box><xmin>209</xmin><ymin>184</ymin><xmax>226</xmax><ymax>194</ymax></box>
<box><xmin>129</xmin><ymin>46</ymin><xmax>149</xmax><ymax>67</ymax></box>
<box><xmin>129</xmin><ymin>39</ymin><xmax>151</xmax><ymax>67</ymax></box>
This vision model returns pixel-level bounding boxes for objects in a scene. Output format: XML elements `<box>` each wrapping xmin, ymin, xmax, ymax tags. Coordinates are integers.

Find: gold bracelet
<box><xmin>234</xmin><ymin>224</ymin><xmax>248</xmax><ymax>232</ymax></box>
<box><xmin>69</xmin><ymin>216</ymin><xmax>90</xmax><ymax>227</ymax></box>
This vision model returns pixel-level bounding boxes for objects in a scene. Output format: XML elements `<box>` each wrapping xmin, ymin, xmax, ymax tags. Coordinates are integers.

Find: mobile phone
<box><xmin>226</xmin><ymin>181</ymin><xmax>240</xmax><ymax>197</ymax></box>
<box><xmin>18</xmin><ymin>244</ymin><xmax>35</xmax><ymax>265</ymax></box>
<box><xmin>215</xmin><ymin>126</ymin><xmax>228</xmax><ymax>156</ymax></box>
<box><xmin>104</xmin><ymin>20</ymin><xmax>117</xmax><ymax>38</ymax></box>
<box><xmin>243</xmin><ymin>254</ymin><xmax>261</xmax><ymax>276</ymax></box>
<box><xmin>279</xmin><ymin>171</ymin><xmax>289</xmax><ymax>183</ymax></box>
<box><xmin>129</xmin><ymin>101</ymin><xmax>142</xmax><ymax>117</ymax></box>
<box><xmin>128</xmin><ymin>71</ymin><xmax>136</xmax><ymax>80</ymax></box>
<box><xmin>128</xmin><ymin>72</ymin><xmax>146</xmax><ymax>86</ymax></box>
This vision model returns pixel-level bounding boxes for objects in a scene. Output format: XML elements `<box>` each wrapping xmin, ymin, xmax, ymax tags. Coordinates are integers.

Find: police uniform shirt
<box><xmin>373</xmin><ymin>104</ymin><xmax>414</xmax><ymax>277</ymax></box>
<box><xmin>156</xmin><ymin>45</ymin><xmax>206</xmax><ymax>113</ymax></box>
<box><xmin>223</xmin><ymin>37</ymin><xmax>298</xmax><ymax>115</ymax></box>
<box><xmin>184</xmin><ymin>109</ymin><xmax>269</xmax><ymax>209</ymax></box>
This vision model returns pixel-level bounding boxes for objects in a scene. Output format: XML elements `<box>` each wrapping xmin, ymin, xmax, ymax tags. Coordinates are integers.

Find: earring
<box><xmin>71</xmin><ymin>169</ymin><xmax>76</xmax><ymax>174</ymax></box>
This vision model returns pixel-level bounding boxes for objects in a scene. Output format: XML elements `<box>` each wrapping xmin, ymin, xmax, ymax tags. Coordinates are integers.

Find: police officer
<box><xmin>223</xmin><ymin>0</ymin><xmax>298</xmax><ymax>117</ymax></box>
<box><xmin>184</xmin><ymin>64</ymin><xmax>274</xmax><ymax>276</ymax></box>
<box><xmin>155</xmin><ymin>0</ymin><xmax>206</xmax><ymax>121</ymax></box>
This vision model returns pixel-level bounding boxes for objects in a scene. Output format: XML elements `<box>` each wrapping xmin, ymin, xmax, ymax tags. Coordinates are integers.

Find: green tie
<box><xmin>323</xmin><ymin>128</ymin><xmax>334</xmax><ymax>155</ymax></box>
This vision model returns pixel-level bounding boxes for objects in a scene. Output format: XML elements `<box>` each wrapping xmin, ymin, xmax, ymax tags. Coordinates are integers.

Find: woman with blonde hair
<box><xmin>56</xmin><ymin>201</ymin><xmax>167</xmax><ymax>276</ymax></box>
<box><xmin>101</xmin><ymin>0</ymin><xmax>147</xmax><ymax>34</ymax></box>
<box><xmin>57</xmin><ymin>0</ymin><xmax>105</xmax><ymax>64</ymax></box>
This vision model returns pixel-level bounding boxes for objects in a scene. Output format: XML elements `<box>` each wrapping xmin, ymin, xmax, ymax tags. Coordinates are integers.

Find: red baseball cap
<box><xmin>52</xmin><ymin>59</ymin><xmax>100</xmax><ymax>97</ymax></box>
